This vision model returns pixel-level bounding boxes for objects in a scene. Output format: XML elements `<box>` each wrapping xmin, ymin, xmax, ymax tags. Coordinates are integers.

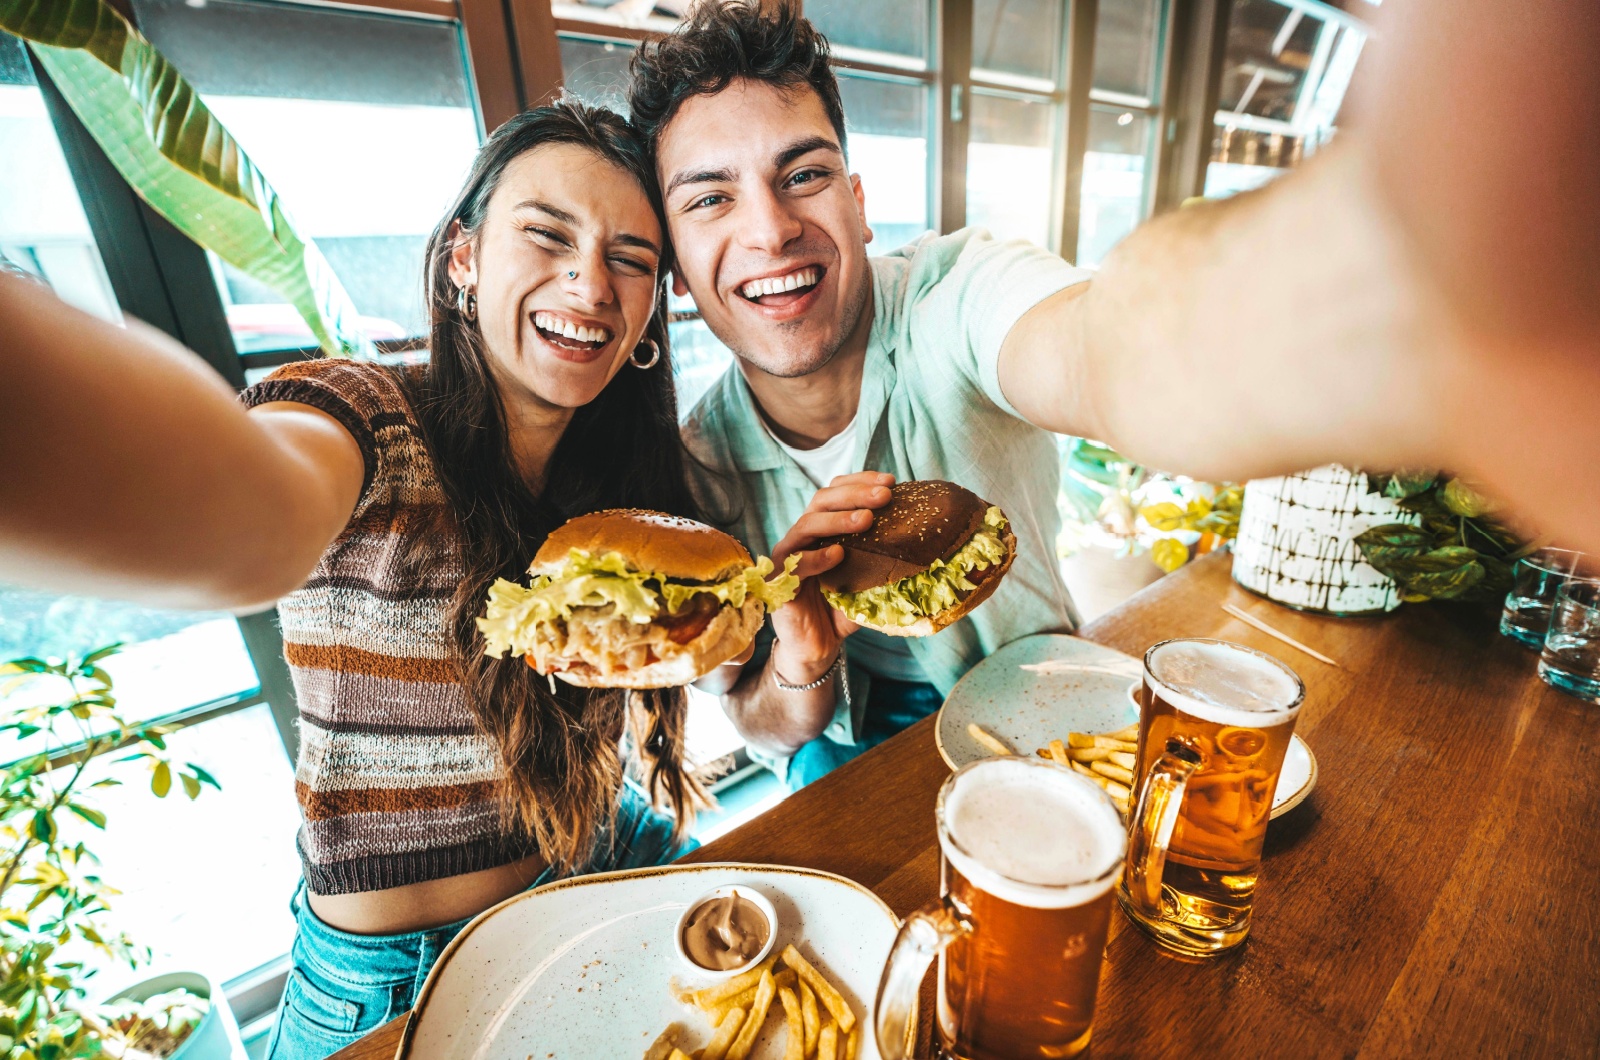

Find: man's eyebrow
<box><xmin>774</xmin><ymin>136</ymin><xmax>843</xmax><ymax>171</ymax></box>
<box><xmin>666</xmin><ymin>166</ymin><xmax>737</xmax><ymax>197</ymax></box>
<box><xmin>512</xmin><ymin>200</ymin><xmax>579</xmax><ymax>226</ymax></box>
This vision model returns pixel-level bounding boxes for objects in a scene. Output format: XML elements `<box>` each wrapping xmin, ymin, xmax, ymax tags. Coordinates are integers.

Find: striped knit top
<box><xmin>243</xmin><ymin>359</ymin><xmax>531</xmax><ymax>895</ymax></box>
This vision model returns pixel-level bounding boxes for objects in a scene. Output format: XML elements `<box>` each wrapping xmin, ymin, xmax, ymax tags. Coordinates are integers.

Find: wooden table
<box><xmin>332</xmin><ymin>553</ymin><xmax>1600</xmax><ymax>1058</ymax></box>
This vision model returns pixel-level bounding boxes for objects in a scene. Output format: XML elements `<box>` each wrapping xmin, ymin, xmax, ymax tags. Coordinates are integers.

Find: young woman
<box><xmin>1</xmin><ymin>100</ymin><xmax>707</xmax><ymax>1060</ymax></box>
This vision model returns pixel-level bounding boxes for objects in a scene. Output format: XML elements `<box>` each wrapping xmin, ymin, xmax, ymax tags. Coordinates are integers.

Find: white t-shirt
<box><xmin>758</xmin><ymin>411</ymin><xmax>928</xmax><ymax>685</ymax></box>
<box><xmin>761</xmin><ymin>410</ymin><xmax>860</xmax><ymax>490</ymax></box>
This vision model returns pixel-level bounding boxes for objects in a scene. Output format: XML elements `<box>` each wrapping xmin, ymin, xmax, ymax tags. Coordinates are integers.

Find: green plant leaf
<box><xmin>64</xmin><ymin>804</ymin><xmax>106</xmax><ymax>829</ymax></box>
<box><xmin>150</xmin><ymin>761</ymin><xmax>171</xmax><ymax>798</ymax></box>
<box><xmin>1354</xmin><ymin>524</ymin><xmax>1433</xmax><ymax>574</ymax></box>
<box><xmin>78</xmin><ymin>645</ymin><xmax>123</xmax><ymax>668</ymax></box>
<box><xmin>186</xmin><ymin>763</ymin><xmax>221</xmax><ymax>790</ymax></box>
<box><xmin>179</xmin><ymin>773</ymin><xmax>201</xmax><ymax>800</ymax></box>
<box><xmin>27</xmin><ymin>809</ymin><xmax>55</xmax><ymax>845</ymax></box>
<box><xmin>0</xmin><ymin>0</ymin><xmax>371</xmax><ymax>357</ymax></box>
<box><xmin>1365</xmin><ymin>469</ymin><xmax>1437</xmax><ymax>499</ymax></box>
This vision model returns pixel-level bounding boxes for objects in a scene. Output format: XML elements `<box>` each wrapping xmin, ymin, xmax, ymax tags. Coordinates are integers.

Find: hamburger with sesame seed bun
<box><xmin>817</xmin><ymin>480</ymin><xmax>1016</xmax><ymax>637</ymax></box>
<box><xmin>475</xmin><ymin>509</ymin><xmax>799</xmax><ymax>688</ymax></box>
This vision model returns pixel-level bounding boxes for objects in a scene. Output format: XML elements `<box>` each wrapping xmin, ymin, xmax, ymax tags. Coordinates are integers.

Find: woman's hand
<box><xmin>765</xmin><ymin>471</ymin><xmax>895</xmax><ymax>684</ymax></box>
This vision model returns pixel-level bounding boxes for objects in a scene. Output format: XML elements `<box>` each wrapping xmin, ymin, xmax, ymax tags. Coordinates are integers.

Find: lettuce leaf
<box><xmin>823</xmin><ymin>507</ymin><xmax>1008</xmax><ymax>629</ymax></box>
<box><xmin>478</xmin><ymin>548</ymin><xmax>800</xmax><ymax>659</ymax></box>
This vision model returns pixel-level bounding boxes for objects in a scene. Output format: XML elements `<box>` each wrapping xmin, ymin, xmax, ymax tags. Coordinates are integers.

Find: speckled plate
<box><xmin>399</xmin><ymin>863</ymin><xmax>898</xmax><ymax>1060</ymax></box>
<box><xmin>937</xmin><ymin>634</ymin><xmax>1144</xmax><ymax>769</ymax></box>
<box><xmin>936</xmin><ymin>634</ymin><xmax>1317</xmax><ymax>820</ymax></box>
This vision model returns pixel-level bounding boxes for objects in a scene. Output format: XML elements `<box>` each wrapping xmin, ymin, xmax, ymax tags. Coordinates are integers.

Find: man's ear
<box><xmin>671</xmin><ymin>268</ymin><xmax>690</xmax><ymax>298</ymax></box>
<box><xmin>446</xmin><ymin>220</ymin><xmax>476</xmax><ymax>289</ymax></box>
<box><xmin>851</xmin><ymin>173</ymin><xmax>873</xmax><ymax>246</ymax></box>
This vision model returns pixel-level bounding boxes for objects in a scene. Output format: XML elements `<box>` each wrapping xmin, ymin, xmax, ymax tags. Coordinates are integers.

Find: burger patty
<box><xmin>656</xmin><ymin>592</ymin><xmax>721</xmax><ymax>645</ymax></box>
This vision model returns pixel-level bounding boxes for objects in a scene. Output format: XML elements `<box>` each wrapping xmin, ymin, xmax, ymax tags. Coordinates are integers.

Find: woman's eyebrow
<box><xmin>613</xmin><ymin>233</ymin><xmax>662</xmax><ymax>255</ymax></box>
<box><xmin>514</xmin><ymin>199</ymin><xmax>659</xmax><ymax>255</ymax></box>
<box><xmin>512</xmin><ymin>199</ymin><xmax>579</xmax><ymax>225</ymax></box>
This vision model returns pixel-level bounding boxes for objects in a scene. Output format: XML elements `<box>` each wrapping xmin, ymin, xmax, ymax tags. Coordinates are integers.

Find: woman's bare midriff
<box><xmin>308</xmin><ymin>851</ymin><xmax>549</xmax><ymax>935</ymax></box>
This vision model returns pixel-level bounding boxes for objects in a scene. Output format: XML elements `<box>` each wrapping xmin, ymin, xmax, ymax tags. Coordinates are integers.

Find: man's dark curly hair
<box><xmin>628</xmin><ymin>1</ymin><xmax>848</xmax><ymax>160</ymax></box>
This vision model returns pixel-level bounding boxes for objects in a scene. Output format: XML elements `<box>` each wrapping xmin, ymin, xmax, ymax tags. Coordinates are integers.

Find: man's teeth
<box><xmin>740</xmin><ymin>267</ymin><xmax>820</xmax><ymax>300</ymax></box>
<box><xmin>533</xmin><ymin>311</ymin><xmax>611</xmax><ymax>344</ymax></box>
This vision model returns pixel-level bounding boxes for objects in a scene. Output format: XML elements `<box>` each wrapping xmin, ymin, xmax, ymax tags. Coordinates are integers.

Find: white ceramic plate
<box><xmin>936</xmin><ymin>634</ymin><xmax>1317</xmax><ymax>819</ymax></box>
<box><xmin>400</xmin><ymin>863</ymin><xmax>898</xmax><ymax>1060</ymax></box>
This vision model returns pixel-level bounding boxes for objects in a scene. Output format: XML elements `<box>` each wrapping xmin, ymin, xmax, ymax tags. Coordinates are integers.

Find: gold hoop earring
<box><xmin>630</xmin><ymin>338</ymin><xmax>661</xmax><ymax>370</ymax></box>
<box><xmin>455</xmin><ymin>284</ymin><xmax>477</xmax><ymax>322</ymax></box>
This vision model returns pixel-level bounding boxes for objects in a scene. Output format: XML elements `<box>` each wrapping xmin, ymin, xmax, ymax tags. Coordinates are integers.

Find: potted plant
<box><xmin>1353</xmin><ymin>472</ymin><xmax>1529</xmax><ymax>603</ymax></box>
<box><xmin>0</xmin><ymin>646</ymin><xmax>234</xmax><ymax>1059</ymax></box>
<box><xmin>1229</xmin><ymin>465</ymin><xmax>1419</xmax><ymax>615</ymax></box>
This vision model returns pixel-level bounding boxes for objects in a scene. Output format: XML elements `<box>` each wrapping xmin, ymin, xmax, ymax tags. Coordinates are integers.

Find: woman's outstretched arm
<box><xmin>0</xmin><ymin>274</ymin><xmax>364</xmax><ymax>610</ymax></box>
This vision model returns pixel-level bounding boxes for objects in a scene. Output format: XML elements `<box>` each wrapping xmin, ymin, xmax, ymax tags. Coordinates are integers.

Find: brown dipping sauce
<box><xmin>681</xmin><ymin>893</ymin><xmax>771</xmax><ymax>971</ymax></box>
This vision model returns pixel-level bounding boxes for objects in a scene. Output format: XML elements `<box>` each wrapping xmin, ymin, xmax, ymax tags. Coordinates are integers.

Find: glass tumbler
<box><xmin>1538</xmin><ymin>578</ymin><xmax>1600</xmax><ymax>703</ymax></box>
<box><xmin>1501</xmin><ymin>548</ymin><xmax>1589</xmax><ymax>648</ymax></box>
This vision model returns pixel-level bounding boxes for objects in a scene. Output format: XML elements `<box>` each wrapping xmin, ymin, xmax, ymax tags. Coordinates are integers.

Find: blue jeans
<box><xmin>786</xmin><ymin>677</ymin><xmax>943</xmax><ymax>790</ymax></box>
<box><xmin>265</xmin><ymin>782</ymin><xmax>698</xmax><ymax>1060</ymax></box>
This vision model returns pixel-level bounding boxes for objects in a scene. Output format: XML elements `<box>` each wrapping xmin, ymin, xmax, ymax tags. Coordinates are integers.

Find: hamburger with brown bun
<box><xmin>477</xmin><ymin>509</ymin><xmax>799</xmax><ymax>688</ymax></box>
<box><xmin>818</xmin><ymin>480</ymin><xmax>1015</xmax><ymax>637</ymax></box>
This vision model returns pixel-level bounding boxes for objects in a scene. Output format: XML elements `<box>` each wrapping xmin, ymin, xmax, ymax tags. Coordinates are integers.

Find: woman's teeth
<box><xmin>533</xmin><ymin>311</ymin><xmax>611</xmax><ymax>346</ymax></box>
<box><xmin>740</xmin><ymin>267</ymin><xmax>820</xmax><ymax>300</ymax></box>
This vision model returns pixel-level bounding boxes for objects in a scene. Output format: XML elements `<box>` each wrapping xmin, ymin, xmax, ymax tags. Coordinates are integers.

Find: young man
<box><xmin>626</xmin><ymin>3</ymin><xmax>1597</xmax><ymax>786</ymax></box>
<box><xmin>628</xmin><ymin>7</ymin><xmax>1092</xmax><ymax>787</ymax></box>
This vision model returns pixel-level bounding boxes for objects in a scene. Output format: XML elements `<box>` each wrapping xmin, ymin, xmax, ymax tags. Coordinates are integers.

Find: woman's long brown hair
<box><xmin>400</xmin><ymin>100</ymin><xmax>708</xmax><ymax>872</ymax></box>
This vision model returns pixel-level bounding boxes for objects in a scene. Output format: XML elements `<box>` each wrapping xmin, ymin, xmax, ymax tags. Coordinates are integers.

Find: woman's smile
<box><xmin>530</xmin><ymin>308</ymin><xmax>618</xmax><ymax>364</ymax></box>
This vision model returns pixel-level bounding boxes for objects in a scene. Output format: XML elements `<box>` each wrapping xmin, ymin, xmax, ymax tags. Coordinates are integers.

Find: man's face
<box><xmin>656</xmin><ymin>78</ymin><xmax>873</xmax><ymax>378</ymax></box>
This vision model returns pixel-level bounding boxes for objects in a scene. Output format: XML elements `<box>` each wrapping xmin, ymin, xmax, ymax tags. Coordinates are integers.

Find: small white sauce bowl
<box><xmin>673</xmin><ymin>884</ymin><xmax>778</xmax><ymax>980</ymax></box>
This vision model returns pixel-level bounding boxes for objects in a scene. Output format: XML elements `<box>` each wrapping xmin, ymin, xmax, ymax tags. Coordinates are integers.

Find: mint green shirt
<box><xmin>682</xmin><ymin>228</ymin><xmax>1089</xmax><ymax>754</ymax></box>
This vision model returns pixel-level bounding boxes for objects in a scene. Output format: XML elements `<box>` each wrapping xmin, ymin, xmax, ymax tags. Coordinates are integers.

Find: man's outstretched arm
<box><xmin>997</xmin><ymin>0</ymin><xmax>1599</xmax><ymax>550</ymax></box>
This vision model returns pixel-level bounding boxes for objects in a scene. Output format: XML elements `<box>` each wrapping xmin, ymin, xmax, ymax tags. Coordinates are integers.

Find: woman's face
<box><xmin>449</xmin><ymin>142</ymin><xmax>664</xmax><ymax>411</ymax></box>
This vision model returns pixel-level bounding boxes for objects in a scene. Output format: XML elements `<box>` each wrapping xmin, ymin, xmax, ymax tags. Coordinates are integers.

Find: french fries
<box><xmin>725</xmin><ymin>968</ymin><xmax>777</xmax><ymax>1060</ymax></box>
<box><xmin>1040</xmin><ymin>724</ymin><xmax>1139</xmax><ymax>815</ymax></box>
<box><xmin>778</xmin><ymin>984</ymin><xmax>804</xmax><ymax>1060</ymax></box>
<box><xmin>701</xmin><ymin>1008</ymin><xmax>746</xmax><ymax>1060</ymax></box>
<box><xmin>967</xmin><ymin>722</ymin><xmax>1013</xmax><ymax>756</ymax></box>
<box><xmin>800</xmin><ymin>980</ymin><xmax>819</xmax><ymax>1054</ymax></box>
<box><xmin>650</xmin><ymin>938</ymin><xmax>860</xmax><ymax>1060</ymax></box>
<box><xmin>816</xmin><ymin>1020</ymin><xmax>838</xmax><ymax>1060</ymax></box>
<box><xmin>781</xmin><ymin>945</ymin><xmax>856</xmax><ymax>1034</ymax></box>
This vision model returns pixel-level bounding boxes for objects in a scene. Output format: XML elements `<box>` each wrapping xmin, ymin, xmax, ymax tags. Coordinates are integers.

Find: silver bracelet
<box><xmin>773</xmin><ymin>648</ymin><xmax>844</xmax><ymax>694</ymax></box>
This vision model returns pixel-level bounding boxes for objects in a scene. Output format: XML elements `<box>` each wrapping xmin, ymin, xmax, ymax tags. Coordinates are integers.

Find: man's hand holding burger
<box><xmin>714</xmin><ymin>472</ymin><xmax>895</xmax><ymax>753</ymax></box>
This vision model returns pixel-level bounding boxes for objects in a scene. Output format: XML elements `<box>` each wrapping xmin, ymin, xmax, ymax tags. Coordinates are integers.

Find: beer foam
<box><xmin>941</xmin><ymin>758</ymin><xmax>1125</xmax><ymax>910</ymax></box>
<box><xmin>1147</xmin><ymin>640</ymin><xmax>1302</xmax><ymax>727</ymax></box>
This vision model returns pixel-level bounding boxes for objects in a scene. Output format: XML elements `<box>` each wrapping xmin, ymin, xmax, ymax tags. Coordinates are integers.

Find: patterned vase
<box><xmin>1231</xmin><ymin>465</ymin><xmax>1416</xmax><ymax>615</ymax></box>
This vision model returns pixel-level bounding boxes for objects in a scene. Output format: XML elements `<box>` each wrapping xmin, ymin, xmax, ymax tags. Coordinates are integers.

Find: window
<box><xmin>1204</xmin><ymin>0</ymin><xmax>1368</xmax><ymax>198</ymax></box>
<box><xmin>559</xmin><ymin>34</ymin><xmax>637</xmax><ymax>115</ymax></box>
<box><xmin>806</xmin><ymin>0</ymin><xmax>930</xmax><ymax>68</ymax></box>
<box><xmin>1078</xmin><ymin>0</ymin><xmax>1168</xmax><ymax>266</ymax></box>
<box><xmin>966</xmin><ymin>91</ymin><xmax>1056</xmax><ymax>248</ymax></box>
<box><xmin>1092</xmin><ymin>0</ymin><xmax>1164</xmax><ymax>100</ymax></box>
<box><xmin>0</xmin><ymin>33</ymin><xmax>119</xmax><ymax>322</ymax></box>
<box><xmin>51</xmin><ymin>706</ymin><xmax>301</xmax><ymax>996</ymax></box>
<box><xmin>1078</xmin><ymin>106</ymin><xmax>1154</xmax><ymax>266</ymax></box>
<box><xmin>551</xmin><ymin>0</ymin><xmax>693</xmax><ymax>36</ymax></box>
<box><xmin>838</xmin><ymin>72</ymin><xmax>930</xmax><ymax>252</ymax></box>
<box><xmin>973</xmin><ymin>0</ymin><xmax>1061</xmax><ymax>84</ymax></box>
<box><xmin>965</xmin><ymin>0</ymin><xmax>1068</xmax><ymax>252</ymax></box>
<box><xmin>132</xmin><ymin>0</ymin><xmax>482</xmax><ymax>356</ymax></box>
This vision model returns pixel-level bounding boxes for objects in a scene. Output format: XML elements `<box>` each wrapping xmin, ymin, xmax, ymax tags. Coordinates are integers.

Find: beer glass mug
<box><xmin>875</xmin><ymin>757</ymin><xmax>1126</xmax><ymax>1060</ymax></box>
<box><xmin>1118</xmin><ymin>638</ymin><xmax>1305</xmax><ymax>956</ymax></box>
